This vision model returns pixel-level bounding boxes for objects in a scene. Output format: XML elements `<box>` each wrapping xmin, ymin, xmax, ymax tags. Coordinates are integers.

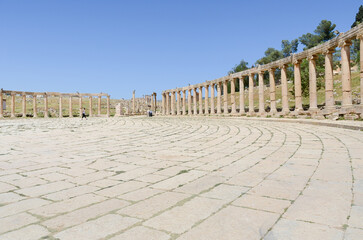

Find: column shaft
<box><xmin>166</xmin><ymin>93</ymin><xmax>170</xmax><ymax>115</ymax></box>
<box><xmin>69</xmin><ymin>96</ymin><xmax>73</xmax><ymax>117</ymax></box>
<box><xmin>231</xmin><ymin>79</ymin><xmax>236</xmax><ymax>114</ymax></box>
<box><xmin>177</xmin><ymin>91</ymin><xmax>181</xmax><ymax>115</ymax></box>
<box><xmin>204</xmin><ymin>85</ymin><xmax>209</xmax><ymax>114</ymax></box>
<box><xmin>59</xmin><ymin>96</ymin><xmax>63</xmax><ymax>118</ymax></box>
<box><xmin>188</xmin><ymin>89</ymin><xmax>192</xmax><ymax>115</ymax></box>
<box><xmin>106</xmin><ymin>96</ymin><xmax>110</xmax><ymax>117</ymax></box>
<box><xmin>325</xmin><ymin>50</ymin><xmax>335</xmax><ymax>109</ymax></box>
<box><xmin>33</xmin><ymin>95</ymin><xmax>37</xmax><ymax>118</ymax></box>
<box><xmin>211</xmin><ymin>84</ymin><xmax>215</xmax><ymax>114</ymax></box>
<box><xmin>258</xmin><ymin>72</ymin><xmax>265</xmax><ymax>114</ymax></box>
<box><xmin>193</xmin><ymin>88</ymin><xmax>197</xmax><ymax>115</ymax></box>
<box><xmin>199</xmin><ymin>87</ymin><xmax>203</xmax><ymax>115</ymax></box>
<box><xmin>341</xmin><ymin>42</ymin><xmax>352</xmax><ymax>108</ymax></box>
<box><xmin>239</xmin><ymin>77</ymin><xmax>245</xmax><ymax>114</ymax></box>
<box><xmin>11</xmin><ymin>92</ymin><xmax>15</xmax><ymax>118</ymax></box>
<box><xmin>88</xmin><ymin>96</ymin><xmax>92</xmax><ymax>117</ymax></box>
<box><xmin>360</xmin><ymin>37</ymin><xmax>363</xmax><ymax>106</ymax></box>
<box><xmin>223</xmin><ymin>80</ymin><xmax>228</xmax><ymax>114</ymax></box>
<box><xmin>44</xmin><ymin>94</ymin><xmax>49</xmax><ymax>118</ymax></box>
<box><xmin>182</xmin><ymin>90</ymin><xmax>186</xmax><ymax>115</ymax></box>
<box><xmin>293</xmin><ymin>63</ymin><xmax>303</xmax><ymax>111</ymax></box>
<box><xmin>171</xmin><ymin>91</ymin><xmax>175</xmax><ymax>115</ymax></box>
<box><xmin>309</xmin><ymin>56</ymin><xmax>318</xmax><ymax>110</ymax></box>
<box><xmin>0</xmin><ymin>89</ymin><xmax>3</xmax><ymax>118</ymax></box>
<box><xmin>22</xmin><ymin>93</ymin><xmax>26</xmax><ymax>117</ymax></box>
<box><xmin>249</xmin><ymin>74</ymin><xmax>254</xmax><ymax>114</ymax></box>
<box><xmin>281</xmin><ymin>65</ymin><xmax>289</xmax><ymax>114</ymax></box>
<box><xmin>217</xmin><ymin>82</ymin><xmax>222</xmax><ymax>114</ymax></box>
<box><xmin>162</xmin><ymin>93</ymin><xmax>166</xmax><ymax>115</ymax></box>
<box><xmin>132</xmin><ymin>91</ymin><xmax>135</xmax><ymax>114</ymax></box>
<box><xmin>79</xmin><ymin>96</ymin><xmax>83</xmax><ymax>116</ymax></box>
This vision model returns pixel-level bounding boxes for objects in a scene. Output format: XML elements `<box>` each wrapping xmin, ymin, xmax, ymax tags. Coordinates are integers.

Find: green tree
<box><xmin>281</xmin><ymin>39</ymin><xmax>299</xmax><ymax>57</ymax></box>
<box><xmin>352</xmin><ymin>5</ymin><xmax>363</xmax><ymax>67</ymax></box>
<box><xmin>351</xmin><ymin>5</ymin><xmax>363</xmax><ymax>28</ymax></box>
<box><xmin>228</xmin><ymin>60</ymin><xmax>249</xmax><ymax>93</ymax></box>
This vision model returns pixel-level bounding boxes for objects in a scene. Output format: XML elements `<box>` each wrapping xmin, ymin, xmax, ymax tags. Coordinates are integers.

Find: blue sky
<box><xmin>0</xmin><ymin>0</ymin><xmax>361</xmax><ymax>99</ymax></box>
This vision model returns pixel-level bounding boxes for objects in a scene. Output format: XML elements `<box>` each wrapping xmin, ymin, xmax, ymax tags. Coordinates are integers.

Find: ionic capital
<box><xmin>279</xmin><ymin>64</ymin><xmax>287</xmax><ymax>70</ymax></box>
<box><xmin>307</xmin><ymin>55</ymin><xmax>318</xmax><ymax>61</ymax></box>
<box><xmin>338</xmin><ymin>40</ymin><xmax>352</xmax><ymax>48</ymax></box>
<box><xmin>323</xmin><ymin>48</ymin><xmax>335</xmax><ymax>55</ymax></box>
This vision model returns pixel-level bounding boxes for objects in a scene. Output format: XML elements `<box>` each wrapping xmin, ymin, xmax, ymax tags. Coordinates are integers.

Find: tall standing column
<box><xmin>239</xmin><ymin>77</ymin><xmax>245</xmax><ymax>114</ymax></box>
<box><xmin>33</xmin><ymin>94</ymin><xmax>37</xmax><ymax>118</ymax></box>
<box><xmin>248</xmin><ymin>74</ymin><xmax>254</xmax><ymax>114</ymax></box>
<box><xmin>171</xmin><ymin>91</ymin><xmax>175</xmax><ymax>115</ymax></box>
<box><xmin>98</xmin><ymin>96</ymin><xmax>101</xmax><ymax>116</ymax></box>
<box><xmin>231</xmin><ymin>79</ymin><xmax>236</xmax><ymax>114</ymax></box>
<box><xmin>360</xmin><ymin>35</ymin><xmax>363</xmax><ymax>106</ymax></box>
<box><xmin>154</xmin><ymin>93</ymin><xmax>157</xmax><ymax>112</ymax></box>
<box><xmin>106</xmin><ymin>95</ymin><xmax>110</xmax><ymax>117</ymax></box>
<box><xmin>69</xmin><ymin>96</ymin><xmax>73</xmax><ymax>117</ymax></box>
<box><xmin>324</xmin><ymin>50</ymin><xmax>335</xmax><ymax>110</ymax></box>
<box><xmin>79</xmin><ymin>95</ymin><xmax>83</xmax><ymax>116</ymax></box>
<box><xmin>211</xmin><ymin>84</ymin><xmax>215</xmax><ymax>114</ymax></box>
<box><xmin>223</xmin><ymin>80</ymin><xmax>228</xmax><ymax>114</ymax></box>
<box><xmin>166</xmin><ymin>92</ymin><xmax>170</xmax><ymax>115</ymax></box>
<box><xmin>258</xmin><ymin>72</ymin><xmax>265</xmax><ymax>114</ymax></box>
<box><xmin>204</xmin><ymin>84</ymin><xmax>209</xmax><ymax>115</ymax></box>
<box><xmin>268</xmin><ymin>69</ymin><xmax>277</xmax><ymax>113</ymax></box>
<box><xmin>44</xmin><ymin>93</ymin><xmax>49</xmax><ymax>118</ymax></box>
<box><xmin>182</xmin><ymin>90</ymin><xmax>186</xmax><ymax>115</ymax></box>
<box><xmin>0</xmin><ymin>89</ymin><xmax>3</xmax><ymax>118</ymax></box>
<box><xmin>188</xmin><ymin>89</ymin><xmax>192</xmax><ymax>115</ymax></box>
<box><xmin>22</xmin><ymin>92</ymin><xmax>26</xmax><ymax>117</ymax></box>
<box><xmin>11</xmin><ymin>92</ymin><xmax>15</xmax><ymax>118</ymax></box>
<box><xmin>132</xmin><ymin>90</ymin><xmax>136</xmax><ymax>114</ymax></box>
<box><xmin>340</xmin><ymin>41</ymin><xmax>352</xmax><ymax>108</ymax></box>
<box><xmin>281</xmin><ymin>65</ymin><xmax>289</xmax><ymax>114</ymax></box>
<box><xmin>309</xmin><ymin>55</ymin><xmax>318</xmax><ymax>111</ymax></box>
<box><xmin>162</xmin><ymin>93</ymin><xmax>166</xmax><ymax>115</ymax></box>
<box><xmin>89</xmin><ymin>96</ymin><xmax>93</xmax><ymax>117</ymax></box>
<box><xmin>193</xmin><ymin>87</ymin><xmax>197</xmax><ymax>115</ymax></box>
<box><xmin>199</xmin><ymin>86</ymin><xmax>203</xmax><ymax>115</ymax></box>
<box><xmin>177</xmin><ymin>91</ymin><xmax>181</xmax><ymax>115</ymax></box>
<box><xmin>59</xmin><ymin>95</ymin><xmax>63</xmax><ymax>118</ymax></box>
<box><xmin>217</xmin><ymin>82</ymin><xmax>222</xmax><ymax>114</ymax></box>
<box><xmin>293</xmin><ymin>62</ymin><xmax>303</xmax><ymax>111</ymax></box>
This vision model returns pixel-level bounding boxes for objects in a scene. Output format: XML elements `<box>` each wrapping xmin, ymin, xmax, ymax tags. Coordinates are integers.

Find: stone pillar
<box><xmin>204</xmin><ymin>85</ymin><xmax>209</xmax><ymax>115</ymax></box>
<box><xmin>211</xmin><ymin>84</ymin><xmax>215</xmax><ymax>114</ymax></box>
<box><xmin>69</xmin><ymin>96</ymin><xmax>73</xmax><ymax>117</ymax></box>
<box><xmin>171</xmin><ymin>91</ymin><xmax>175</xmax><ymax>115</ymax></box>
<box><xmin>340</xmin><ymin>41</ymin><xmax>352</xmax><ymax>108</ymax></box>
<box><xmin>308</xmin><ymin>55</ymin><xmax>318</xmax><ymax>111</ymax></box>
<box><xmin>151</xmin><ymin>94</ymin><xmax>155</xmax><ymax>113</ymax></box>
<box><xmin>293</xmin><ymin>62</ymin><xmax>303</xmax><ymax>111</ymax></box>
<box><xmin>324</xmin><ymin>49</ymin><xmax>335</xmax><ymax>110</ymax></box>
<box><xmin>182</xmin><ymin>90</ymin><xmax>186</xmax><ymax>115</ymax></box>
<box><xmin>248</xmin><ymin>74</ymin><xmax>254</xmax><ymax>114</ymax></box>
<box><xmin>22</xmin><ymin>93</ymin><xmax>26</xmax><ymax>117</ymax></box>
<box><xmin>44</xmin><ymin>93</ymin><xmax>49</xmax><ymax>118</ymax></box>
<box><xmin>268</xmin><ymin>69</ymin><xmax>277</xmax><ymax>114</ymax></box>
<box><xmin>165</xmin><ymin>92</ymin><xmax>170</xmax><ymax>115</ymax></box>
<box><xmin>162</xmin><ymin>93</ymin><xmax>166</xmax><ymax>115</ymax></box>
<box><xmin>223</xmin><ymin>80</ymin><xmax>228</xmax><ymax>114</ymax></box>
<box><xmin>33</xmin><ymin>95</ymin><xmax>37</xmax><ymax>118</ymax></box>
<box><xmin>217</xmin><ymin>82</ymin><xmax>222</xmax><ymax>114</ymax></box>
<box><xmin>132</xmin><ymin>90</ymin><xmax>135</xmax><ymax>114</ymax></box>
<box><xmin>11</xmin><ymin>92</ymin><xmax>15</xmax><ymax>118</ymax></box>
<box><xmin>258</xmin><ymin>72</ymin><xmax>265</xmax><ymax>114</ymax></box>
<box><xmin>59</xmin><ymin>95</ymin><xmax>63</xmax><ymax>118</ymax></box>
<box><xmin>106</xmin><ymin>95</ymin><xmax>110</xmax><ymax>117</ymax></box>
<box><xmin>89</xmin><ymin>96</ymin><xmax>92</xmax><ymax>117</ymax></box>
<box><xmin>154</xmin><ymin>93</ymin><xmax>157</xmax><ymax>112</ymax></box>
<box><xmin>193</xmin><ymin>87</ymin><xmax>197</xmax><ymax>115</ymax></box>
<box><xmin>188</xmin><ymin>89</ymin><xmax>192</xmax><ymax>115</ymax></box>
<box><xmin>199</xmin><ymin>86</ymin><xmax>203</xmax><ymax>115</ymax></box>
<box><xmin>360</xmin><ymin>36</ymin><xmax>363</xmax><ymax>106</ymax></box>
<box><xmin>79</xmin><ymin>95</ymin><xmax>83</xmax><ymax>116</ymax></box>
<box><xmin>177</xmin><ymin>91</ymin><xmax>181</xmax><ymax>115</ymax></box>
<box><xmin>281</xmin><ymin>65</ymin><xmax>289</xmax><ymax>114</ymax></box>
<box><xmin>0</xmin><ymin>89</ymin><xmax>3</xmax><ymax>118</ymax></box>
<box><xmin>231</xmin><ymin>79</ymin><xmax>236</xmax><ymax>114</ymax></box>
<box><xmin>98</xmin><ymin>96</ymin><xmax>101</xmax><ymax>116</ymax></box>
<box><xmin>239</xmin><ymin>77</ymin><xmax>245</xmax><ymax>114</ymax></box>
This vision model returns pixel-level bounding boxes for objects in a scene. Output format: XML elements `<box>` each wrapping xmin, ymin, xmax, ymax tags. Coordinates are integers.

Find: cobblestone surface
<box><xmin>0</xmin><ymin>116</ymin><xmax>362</xmax><ymax>239</ymax></box>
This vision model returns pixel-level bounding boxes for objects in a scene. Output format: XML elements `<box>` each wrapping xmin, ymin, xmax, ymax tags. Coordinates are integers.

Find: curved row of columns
<box><xmin>0</xmin><ymin>89</ymin><xmax>110</xmax><ymax>118</ymax></box>
<box><xmin>161</xmin><ymin>24</ymin><xmax>363</xmax><ymax>118</ymax></box>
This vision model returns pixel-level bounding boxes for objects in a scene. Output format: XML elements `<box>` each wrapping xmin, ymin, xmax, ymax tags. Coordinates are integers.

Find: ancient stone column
<box><xmin>204</xmin><ymin>84</ymin><xmax>209</xmax><ymax>115</ymax></box>
<box><xmin>308</xmin><ymin>55</ymin><xmax>318</xmax><ymax>111</ymax></box>
<box><xmin>324</xmin><ymin>49</ymin><xmax>335</xmax><ymax>110</ymax></box>
<box><xmin>98</xmin><ymin>96</ymin><xmax>101</xmax><ymax>116</ymax></box>
<box><xmin>154</xmin><ymin>93</ymin><xmax>157</xmax><ymax>112</ymax></box>
<box><xmin>340</xmin><ymin>41</ymin><xmax>352</xmax><ymax>108</ymax></box>
<box><xmin>211</xmin><ymin>84</ymin><xmax>215</xmax><ymax>114</ymax></box>
<box><xmin>162</xmin><ymin>93</ymin><xmax>166</xmax><ymax>115</ymax></box>
<box><xmin>59</xmin><ymin>95</ymin><xmax>63</xmax><ymax>118</ymax></box>
<box><xmin>231</xmin><ymin>78</ymin><xmax>236</xmax><ymax>114</ymax></box>
<box><xmin>177</xmin><ymin>91</ymin><xmax>181</xmax><ymax>115</ymax></box>
<box><xmin>199</xmin><ymin>86</ymin><xmax>203</xmax><ymax>115</ymax></box>
<box><xmin>182</xmin><ymin>90</ymin><xmax>186</xmax><ymax>115</ymax></box>
<box><xmin>89</xmin><ymin>96</ymin><xmax>92</xmax><ymax>117</ymax></box>
<box><xmin>360</xmin><ymin>35</ymin><xmax>363</xmax><ymax>106</ymax></box>
<box><xmin>44</xmin><ymin>93</ymin><xmax>49</xmax><ymax>118</ymax></box>
<box><xmin>248</xmin><ymin>74</ymin><xmax>254</xmax><ymax>114</ymax></box>
<box><xmin>69</xmin><ymin>96</ymin><xmax>73</xmax><ymax>117</ymax></box>
<box><xmin>193</xmin><ymin>87</ymin><xmax>197</xmax><ymax>115</ymax></box>
<box><xmin>79</xmin><ymin>95</ymin><xmax>83</xmax><ymax>116</ymax></box>
<box><xmin>0</xmin><ymin>89</ymin><xmax>3</xmax><ymax>118</ymax></box>
<box><xmin>132</xmin><ymin>90</ymin><xmax>136</xmax><ymax>114</ymax></box>
<box><xmin>293</xmin><ymin>62</ymin><xmax>303</xmax><ymax>112</ymax></box>
<box><xmin>188</xmin><ymin>89</ymin><xmax>192</xmax><ymax>115</ymax></box>
<box><xmin>217</xmin><ymin>82</ymin><xmax>222</xmax><ymax>114</ymax></box>
<box><xmin>171</xmin><ymin>91</ymin><xmax>175</xmax><ymax>115</ymax></box>
<box><xmin>258</xmin><ymin>72</ymin><xmax>265</xmax><ymax>114</ymax></box>
<box><xmin>281</xmin><ymin>65</ymin><xmax>289</xmax><ymax>114</ymax></box>
<box><xmin>11</xmin><ymin>92</ymin><xmax>15</xmax><ymax>118</ymax></box>
<box><xmin>106</xmin><ymin>95</ymin><xmax>110</xmax><ymax>117</ymax></box>
<box><xmin>268</xmin><ymin>69</ymin><xmax>277</xmax><ymax>114</ymax></box>
<box><xmin>33</xmin><ymin>94</ymin><xmax>37</xmax><ymax>118</ymax></box>
<box><xmin>239</xmin><ymin>77</ymin><xmax>245</xmax><ymax>114</ymax></box>
<box><xmin>22</xmin><ymin>92</ymin><xmax>26</xmax><ymax>117</ymax></box>
<box><xmin>223</xmin><ymin>80</ymin><xmax>228</xmax><ymax>114</ymax></box>
<box><xmin>166</xmin><ymin>92</ymin><xmax>170</xmax><ymax>115</ymax></box>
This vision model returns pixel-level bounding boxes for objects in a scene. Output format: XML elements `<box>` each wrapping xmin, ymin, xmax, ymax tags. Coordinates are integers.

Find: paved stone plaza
<box><xmin>0</xmin><ymin>117</ymin><xmax>362</xmax><ymax>239</ymax></box>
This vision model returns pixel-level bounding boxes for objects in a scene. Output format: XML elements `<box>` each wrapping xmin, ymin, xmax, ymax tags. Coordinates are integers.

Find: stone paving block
<box><xmin>344</xmin><ymin>227</ymin><xmax>363</xmax><ymax>240</ymax></box>
<box><xmin>151</xmin><ymin>170</ymin><xmax>207</xmax><ymax>190</ymax></box>
<box><xmin>348</xmin><ymin>205</ymin><xmax>363</xmax><ymax>229</ymax></box>
<box><xmin>144</xmin><ymin>196</ymin><xmax>225</xmax><ymax>234</ymax></box>
<box><xmin>177</xmin><ymin>205</ymin><xmax>279</xmax><ymax>240</ymax></box>
<box><xmin>0</xmin><ymin>192</ymin><xmax>25</xmax><ymax>204</ymax></box>
<box><xmin>0</xmin><ymin>212</ymin><xmax>38</xmax><ymax>234</ymax></box>
<box><xmin>0</xmin><ymin>198</ymin><xmax>50</xmax><ymax>218</ymax></box>
<box><xmin>96</xmin><ymin>180</ymin><xmax>148</xmax><ymax>197</ymax></box>
<box><xmin>176</xmin><ymin>175</ymin><xmax>225</xmax><ymax>195</ymax></box>
<box><xmin>43</xmin><ymin>185</ymin><xmax>100</xmax><ymax>201</ymax></box>
<box><xmin>136</xmin><ymin>173</ymin><xmax>169</xmax><ymax>183</ymax></box>
<box><xmin>201</xmin><ymin>184</ymin><xmax>249</xmax><ymax>201</ymax></box>
<box><xmin>109</xmin><ymin>226</ymin><xmax>170</xmax><ymax>240</ymax></box>
<box><xmin>0</xmin><ymin>224</ymin><xmax>50</xmax><ymax>240</ymax></box>
<box><xmin>232</xmin><ymin>194</ymin><xmax>291</xmax><ymax>214</ymax></box>
<box><xmin>0</xmin><ymin>181</ymin><xmax>17</xmax><ymax>193</ymax></box>
<box><xmin>54</xmin><ymin>214</ymin><xmax>139</xmax><ymax>240</ymax></box>
<box><xmin>15</xmin><ymin>181</ymin><xmax>74</xmax><ymax>197</ymax></box>
<box><xmin>119</xmin><ymin>187</ymin><xmax>163</xmax><ymax>202</ymax></box>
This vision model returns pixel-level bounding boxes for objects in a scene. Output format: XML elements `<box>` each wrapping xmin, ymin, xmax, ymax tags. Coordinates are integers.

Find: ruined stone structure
<box><xmin>114</xmin><ymin>92</ymin><xmax>159</xmax><ymax>117</ymax></box>
<box><xmin>161</xmin><ymin>23</ymin><xmax>363</xmax><ymax>119</ymax></box>
<box><xmin>0</xmin><ymin>89</ymin><xmax>110</xmax><ymax>118</ymax></box>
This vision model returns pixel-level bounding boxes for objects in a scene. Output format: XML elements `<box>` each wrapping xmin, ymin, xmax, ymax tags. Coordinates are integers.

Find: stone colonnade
<box><xmin>0</xmin><ymin>89</ymin><xmax>110</xmax><ymax>118</ymax></box>
<box><xmin>161</xmin><ymin>23</ymin><xmax>363</xmax><ymax>119</ymax></box>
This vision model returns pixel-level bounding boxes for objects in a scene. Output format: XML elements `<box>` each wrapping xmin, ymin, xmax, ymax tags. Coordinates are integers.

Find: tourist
<box><xmin>82</xmin><ymin>108</ymin><xmax>87</xmax><ymax>119</ymax></box>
